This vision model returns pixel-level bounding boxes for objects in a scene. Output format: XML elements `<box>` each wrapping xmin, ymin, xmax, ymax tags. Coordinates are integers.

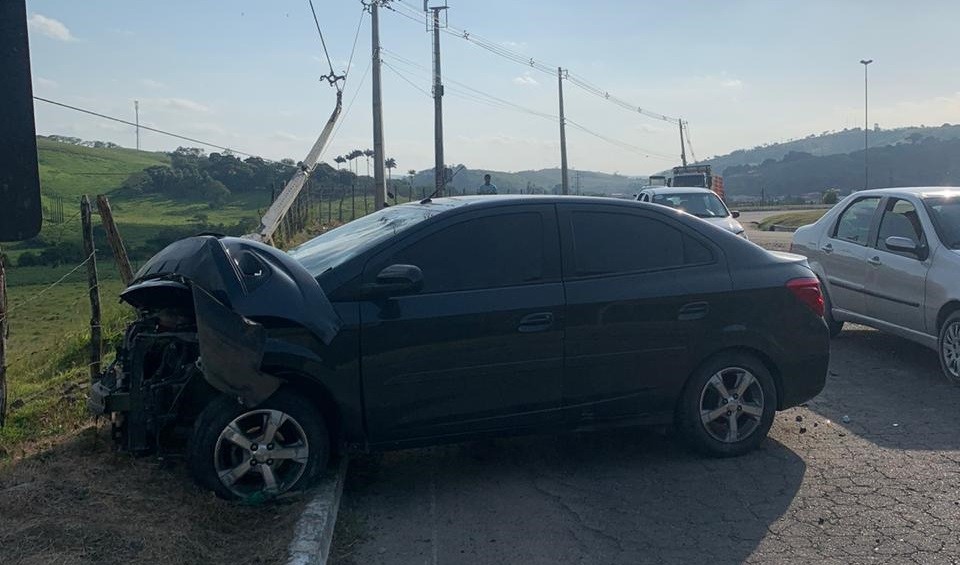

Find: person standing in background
<box><xmin>477</xmin><ymin>174</ymin><xmax>498</xmax><ymax>195</ymax></box>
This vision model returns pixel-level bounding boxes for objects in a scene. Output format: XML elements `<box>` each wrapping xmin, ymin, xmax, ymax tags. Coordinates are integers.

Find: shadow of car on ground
<box><xmin>333</xmin><ymin>428</ymin><xmax>805</xmax><ymax>564</ymax></box>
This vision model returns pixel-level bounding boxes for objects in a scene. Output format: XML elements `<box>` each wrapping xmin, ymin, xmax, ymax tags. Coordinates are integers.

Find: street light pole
<box><xmin>860</xmin><ymin>59</ymin><xmax>873</xmax><ymax>190</ymax></box>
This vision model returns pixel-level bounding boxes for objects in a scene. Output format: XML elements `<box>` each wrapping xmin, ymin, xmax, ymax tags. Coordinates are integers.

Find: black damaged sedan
<box><xmin>91</xmin><ymin>196</ymin><xmax>829</xmax><ymax>499</ymax></box>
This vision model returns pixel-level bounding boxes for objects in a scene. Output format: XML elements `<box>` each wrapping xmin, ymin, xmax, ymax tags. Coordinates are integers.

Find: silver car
<box><xmin>636</xmin><ymin>187</ymin><xmax>747</xmax><ymax>238</ymax></box>
<box><xmin>791</xmin><ymin>187</ymin><xmax>960</xmax><ymax>383</ymax></box>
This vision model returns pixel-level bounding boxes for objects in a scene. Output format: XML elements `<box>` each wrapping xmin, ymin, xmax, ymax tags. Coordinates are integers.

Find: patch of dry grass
<box><xmin>0</xmin><ymin>426</ymin><xmax>308</xmax><ymax>565</ymax></box>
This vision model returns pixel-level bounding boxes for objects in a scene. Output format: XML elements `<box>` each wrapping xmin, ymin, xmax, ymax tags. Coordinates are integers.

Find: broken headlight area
<box><xmin>90</xmin><ymin>305</ymin><xmax>217</xmax><ymax>456</ymax></box>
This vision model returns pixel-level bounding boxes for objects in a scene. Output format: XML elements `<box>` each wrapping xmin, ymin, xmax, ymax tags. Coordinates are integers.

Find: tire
<box><xmin>676</xmin><ymin>352</ymin><xmax>777</xmax><ymax>457</ymax></box>
<box><xmin>821</xmin><ymin>281</ymin><xmax>844</xmax><ymax>338</ymax></box>
<box><xmin>187</xmin><ymin>388</ymin><xmax>330</xmax><ymax>500</ymax></box>
<box><xmin>938</xmin><ymin>312</ymin><xmax>960</xmax><ymax>386</ymax></box>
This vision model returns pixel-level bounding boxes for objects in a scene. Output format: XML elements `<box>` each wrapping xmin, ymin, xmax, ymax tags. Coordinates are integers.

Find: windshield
<box><xmin>289</xmin><ymin>204</ymin><xmax>436</xmax><ymax>276</ymax></box>
<box><xmin>671</xmin><ymin>174</ymin><xmax>707</xmax><ymax>188</ymax></box>
<box><xmin>923</xmin><ymin>196</ymin><xmax>960</xmax><ymax>249</ymax></box>
<box><xmin>653</xmin><ymin>192</ymin><xmax>730</xmax><ymax>219</ymax></box>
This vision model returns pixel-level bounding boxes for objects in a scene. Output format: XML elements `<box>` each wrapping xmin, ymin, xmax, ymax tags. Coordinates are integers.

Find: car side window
<box><xmin>569</xmin><ymin>211</ymin><xmax>712</xmax><ymax>277</ymax></box>
<box><xmin>833</xmin><ymin>197</ymin><xmax>881</xmax><ymax>245</ymax></box>
<box><xmin>877</xmin><ymin>198</ymin><xmax>925</xmax><ymax>253</ymax></box>
<box><xmin>384</xmin><ymin>212</ymin><xmax>548</xmax><ymax>294</ymax></box>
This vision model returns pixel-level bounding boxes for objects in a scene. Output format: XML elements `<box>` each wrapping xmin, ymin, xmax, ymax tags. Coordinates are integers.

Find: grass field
<box><xmin>757</xmin><ymin>209</ymin><xmax>828</xmax><ymax>231</ymax></box>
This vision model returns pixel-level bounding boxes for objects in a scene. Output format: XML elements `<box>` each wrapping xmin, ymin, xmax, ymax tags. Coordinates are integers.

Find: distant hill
<box><xmin>10</xmin><ymin>138</ymin><xmax>269</xmax><ymax>266</ymax></box>
<box><xmin>408</xmin><ymin>167</ymin><xmax>645</xmax><ymax>196</ymax></box>
<box><xmin>722</xmin><ymin>136</ymin><xmax>960</xmax><ymax>198</ymax></box>
<box><xmin>698</xmin><ymin>124</ymin><xmax>960</xmax><ymax>175</ymax></box>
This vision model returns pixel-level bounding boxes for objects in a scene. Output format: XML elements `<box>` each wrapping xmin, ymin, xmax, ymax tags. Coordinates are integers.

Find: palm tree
<box><xmin>334</xmin><ymin>155</ymin><xmax>346</xmax><ymax>170</ymax></box>
<box><xmin>385</xmin><ymin>157</ymin><xmax>397</xmax><ymax>181</ymax></box>
<box><xmin>407</xmin><ymin>169</ymin><xmax>416</xmax><ymax>201</ymax></box>
<box><xmin>363</xmin><ymin>149</ymin><xmax>374</xmax><ymax>177</ymax></box>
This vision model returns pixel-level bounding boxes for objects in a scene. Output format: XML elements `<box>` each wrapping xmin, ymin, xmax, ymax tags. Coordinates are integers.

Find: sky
<box><xmin>25</xmin><ymin>0</ymin><xmax>960</xmax><ymax>177</ymax></box>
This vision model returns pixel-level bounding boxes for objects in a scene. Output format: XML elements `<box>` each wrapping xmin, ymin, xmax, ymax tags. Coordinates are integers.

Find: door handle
<box><xmin>678</xmin><ymin>301</ymin><xmax>710</xmax><ymax>321</ymax></box>
<box><xmin>867</xmin><ymin>256</ymin><xmax>882</xmax><ymax>267</ymax></box>
<box><xmin>518</xmin><ymin>312</ymin><xmax>554</xmax><ymax>333</ymax></box>
<box><xmin>821</xmin><ymin>243</ymin><xmax>834</xmax><ymax>254</ymax></box>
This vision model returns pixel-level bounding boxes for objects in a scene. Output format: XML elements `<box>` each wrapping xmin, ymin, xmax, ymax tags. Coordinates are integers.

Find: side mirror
<box><xmin>731</xmin><ymin>210</ymin><xmax>741</xmax><ymax>219</ymax></box>
<box><xmin>885</xmin><ymin>236</ymin><xmax>919</xmax><ymax>254</ymax></box>
<box><xmin>360</xmin><ymin>264</ymin><xmax>423</xmax><ymax>299</ymax></box>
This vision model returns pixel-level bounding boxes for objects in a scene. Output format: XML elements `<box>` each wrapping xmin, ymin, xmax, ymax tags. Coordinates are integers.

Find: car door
<box><xmin>358</xmin><ymin>204</ymin><xmax>564</xmax><ymax>443</ymax></box>
<box><xmin>820</xmin><ymin>196</ymin><xmax>883</xmax><ymax>317</ymax></box>
<box><xmin>864</xmin><ymin>197</ymin><xmax>930</xmax><ymax>332</ymax></box>
<box><xmin>557</xmin><ymin>203</ymin><xmax>729</xmax><ymax>423</ymax></box>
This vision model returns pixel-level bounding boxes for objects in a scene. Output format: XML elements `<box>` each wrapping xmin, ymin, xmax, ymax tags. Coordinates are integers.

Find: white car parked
<box><xmin>636</xmin><ymin>187</ymin><xmax>746</xmax><ymax>238</ymax></box>
<box><xmin>791</xmin><ymin>187</ymin><xmax>960</xmax><ymax>383</ymax></box>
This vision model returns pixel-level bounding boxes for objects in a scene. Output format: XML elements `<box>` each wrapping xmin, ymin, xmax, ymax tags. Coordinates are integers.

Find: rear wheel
<box><xmin>938</xmin><ymin>312</ymin><xmax>960</xmax><ymax>385</ymax></box>
<box><xmin>676</xmin><ymin>352</ymin><xmax>777</xmax><ymax>457</ymax></box>
<box><xmin>187</xmin><ymin>388</ymin><xmax>330</xmax><ymax>500</ymax></box>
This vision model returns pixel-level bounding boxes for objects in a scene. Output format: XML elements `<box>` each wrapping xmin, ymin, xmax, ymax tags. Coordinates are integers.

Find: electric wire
<box><xmin>381</xmin><ymin>51</ymin><xmax>673</xmax><ymax>160</ymax></box>
<box><xmin>33</xmin><ymin>96</ymin><xmax>296</xmax><ymax>167</ymax></box>
<box><xmin>308</xmin><ymin>0</ymin><xmax>338</xmax><ymax>84</ymax></box>
<box><xmin>387</xmin><ymin>0</ymin><xmax>680</xmax><ymax>124</ymax></box>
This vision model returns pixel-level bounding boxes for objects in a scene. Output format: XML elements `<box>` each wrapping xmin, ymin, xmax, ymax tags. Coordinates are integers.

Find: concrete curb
<box><xmin>287</xmin><ymin>456</ymin><xmax>349</xmax><ymax>565</ymax></box>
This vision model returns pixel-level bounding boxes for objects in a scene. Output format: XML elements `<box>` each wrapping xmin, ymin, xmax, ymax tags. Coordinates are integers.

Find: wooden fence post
<box><xmin>0</xmin><ymin>255</ymin><xmax>7</xmax><ymax>428</ymax></box>
<box><xmin>95</xmin><ymin>194</ymin><xmax>134</xmax><ymax>286</ymax></box>
<box><xmin>81</xmin><ymin>196</ymin><xmax>102</xmax><ymax>382</ymax></box>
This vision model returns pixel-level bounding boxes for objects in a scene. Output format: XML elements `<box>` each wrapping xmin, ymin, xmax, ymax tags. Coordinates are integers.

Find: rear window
<box><xmin>833</xmin><ymin>197</ymin><xmax>881</xmax><ymax>244</ymax></box>
<box><xmin>570</xmin><ymin>211</ymin><xmax>713</xmax><ymax>276</ymax></box>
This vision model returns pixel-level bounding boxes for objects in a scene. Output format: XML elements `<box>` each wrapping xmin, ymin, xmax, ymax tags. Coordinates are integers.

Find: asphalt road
<box><xmin>330</xmin><ymin>213</ymin><xmax>960</xmax><ymax>565</ymax></box>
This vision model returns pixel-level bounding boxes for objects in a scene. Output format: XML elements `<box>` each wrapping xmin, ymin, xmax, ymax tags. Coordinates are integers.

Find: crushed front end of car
<box><xmin>89</xmin><ymin>235</ymin><xmax>341</xmax><ymax>461</ymax></box>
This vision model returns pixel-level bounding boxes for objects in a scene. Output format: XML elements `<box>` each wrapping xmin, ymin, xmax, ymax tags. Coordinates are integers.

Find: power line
<box><xmin>308</xmin><ymin>0</ymin><xmax>344</xmax><ymax>89</ymax></box>
<box><xmin>387</xmin><ymin>0</ymin><xmax>678</xmax><ymax>124</ymax></box>
<box><xmin>382</xmin><ymin>50</ymin><xmax>672</xmax><ymax>161</ymax></box>
<box><xmin>320</xmin><ymin>57</ymin><xmax>373</xmax><ymax>160</ymax></box>
<box><xmin>33</xmin><ymin>96</ymin><xmax>295</xmax><ymax>167</ymax></box>
<box><xmin>382</xmin><ymin>60</ymin><xmax>432</xmax><ymax>98</ymax></box>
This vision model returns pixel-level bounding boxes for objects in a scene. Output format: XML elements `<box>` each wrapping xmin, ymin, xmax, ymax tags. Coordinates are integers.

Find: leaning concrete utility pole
<box><xmin>430</xmin><ymin>5</ymin><xmax>447</xmax><ymax>196</ymax></box>
<box><xmin>679</xmin><ymin>119</ymin><xmax>687</xmax><ymax>166</ymax></box>
<box><xmin>557</xmin><ymin>67</ymin><xmax>569</xmax><ymax>195</ymax></box>
<box><xmin>371</xmin><ymin>1</ymin><xmax>387</xmax><ymax>210</ymax></box>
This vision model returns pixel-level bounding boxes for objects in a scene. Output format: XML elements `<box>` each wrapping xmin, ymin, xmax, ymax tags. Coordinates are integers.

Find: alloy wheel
<box><xmin>698</xmin><ymin>367</ymin><xmax>765</xmax><ymax>443</ymax></box>
<box><xmin>942</xmin><ymin>321</ymin><xmax>960</xmax><ymax>381</ymax></box>
<box><xmin>213</xmin><ymin>409</ymin><xmax>310</xmax><ymax>498</ymax></box>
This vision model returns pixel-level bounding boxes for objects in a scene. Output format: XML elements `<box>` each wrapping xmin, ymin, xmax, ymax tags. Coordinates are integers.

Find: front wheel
<box><xmin>676</xmin><ymin>352</ymin><xmax>777</xmax><ymax>457</ymax></box>
<box><xmin>938</xmin><ymin>312</ymin><xmax>960</xmax><ymax>385</ymax></box>
<box><xmin>187</xmin><ymin>388</ymin><xmax>330</xmax><ymax>500</ymax></box>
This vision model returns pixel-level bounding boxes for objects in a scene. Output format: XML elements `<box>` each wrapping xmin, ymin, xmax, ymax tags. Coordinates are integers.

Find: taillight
<box><xmin>786</xmin><ymin>278</ymin><xmax>824</xmax><ymax>317</ymax></box>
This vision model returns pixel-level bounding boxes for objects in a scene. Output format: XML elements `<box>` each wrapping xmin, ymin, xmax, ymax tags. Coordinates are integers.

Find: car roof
<box><xmin>850</xmin><ymin>187</ymin><xmax>960</xmax><ymax>199</ymax></box>
<box><xmin>399</xmin><ymin>194</ymin><xmax>647</xmax><ymax>210</ymax></box>
<box><xmin>637</xmin><ymin>187</ymin><xmax>717</xmax><ymax>196</ymax></box>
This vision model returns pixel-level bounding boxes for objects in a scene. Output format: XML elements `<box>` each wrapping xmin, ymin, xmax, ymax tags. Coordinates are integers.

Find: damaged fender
<box><xmin>193</xmin><ymin>286</ymin><xmax>280</xmax><ymax>407</ymax></box>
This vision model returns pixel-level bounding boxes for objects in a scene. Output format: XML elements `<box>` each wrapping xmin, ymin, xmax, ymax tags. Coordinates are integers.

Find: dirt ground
<box><xmin>0</xmin><ymin>425</ymin><xmax>307</xmax><ymax>565</ymax></box>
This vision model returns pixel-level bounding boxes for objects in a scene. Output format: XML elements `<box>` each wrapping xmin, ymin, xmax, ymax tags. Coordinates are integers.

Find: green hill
<box><xmin>8</xmin><ymin>138</ymin><xmax>271</xmax><ymax>266</ymax></box>
<box><xmin>699</xmin><ymin>124</ymin><xmax>960</xmax><ymax>175</ymax></box>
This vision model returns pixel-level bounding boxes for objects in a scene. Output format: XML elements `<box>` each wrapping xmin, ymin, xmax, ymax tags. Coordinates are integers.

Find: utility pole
<box><xmin>134</xmin><ymin>100</ymin><xmax>140</xmax><ymax>150</ymax></box>
<box><xmin>429</xmin><ymin>5</ymin><xmax>447</xmax><ymax>196</ymax></box>
<box><xmin>678</xmin><ymin>119</ymin><xmax>687</xmax><ymax>166</ymax></box>
<box><xmin>371</xmin><ymin>1</ymin><xmax>387</xmax><ymax>210</ymax></box>
<box><xmin>860</xmin><ymin>59</ymin><xmax>873</xmax><ymax>190</ymax></box>
<box><xmin>557</xmin><ymin>67</ymin><xmax>569</xmax><ymax>195</ymax></box>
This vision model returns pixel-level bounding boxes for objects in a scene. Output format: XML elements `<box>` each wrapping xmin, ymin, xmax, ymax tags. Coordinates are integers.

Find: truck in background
<box><xmin>669</xmin><ymin>165</ymin><xmax>725</xmax><ymax>201</ymax></box>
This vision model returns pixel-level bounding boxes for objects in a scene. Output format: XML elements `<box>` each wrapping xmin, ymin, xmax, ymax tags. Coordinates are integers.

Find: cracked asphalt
<box><xmin>331</xmin><ymin>325</ymin><xmax>960</xmax><ymax>564</ymax></box>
